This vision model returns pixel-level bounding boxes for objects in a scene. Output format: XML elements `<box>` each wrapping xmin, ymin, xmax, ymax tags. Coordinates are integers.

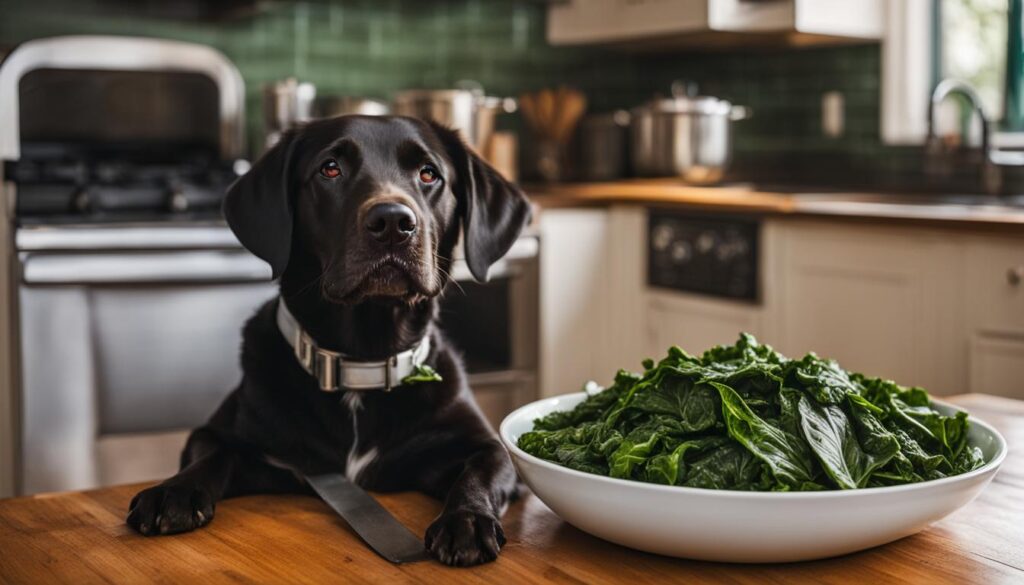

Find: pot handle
<box><xmin>479</xmin><ymin>95</ymin><xmax>518</xmax><ymax>114</ymax></box>
<box><xmin>730</xmin><ymin>105</ymin><xmax>752</xmax><ymax>121</ymax></box>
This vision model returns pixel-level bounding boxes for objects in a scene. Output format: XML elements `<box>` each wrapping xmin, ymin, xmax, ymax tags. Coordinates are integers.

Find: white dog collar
<box><xmin>275</xmin><ymin>298</ymin><xmax>431</xmax><ymax>392</ymax></box>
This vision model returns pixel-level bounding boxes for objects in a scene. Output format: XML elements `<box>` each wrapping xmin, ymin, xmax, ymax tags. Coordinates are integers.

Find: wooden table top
<box><xmin>1</xmin><ymin>393</ymin><xmax>1021</xmax><ymax>584</ymax></box>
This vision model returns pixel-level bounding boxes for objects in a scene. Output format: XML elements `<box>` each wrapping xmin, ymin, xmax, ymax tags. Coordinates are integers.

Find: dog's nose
<box><xmin>364</xmin><ymin>202</ymin><xmax>418</xmax><ymax>245</ymax></box>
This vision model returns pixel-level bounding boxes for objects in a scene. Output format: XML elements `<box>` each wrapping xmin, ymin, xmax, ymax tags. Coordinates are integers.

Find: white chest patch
<box><xmin>342</xmin><ymin>392</ymin><xmax>378</xmax><ymax>483</ymax></box>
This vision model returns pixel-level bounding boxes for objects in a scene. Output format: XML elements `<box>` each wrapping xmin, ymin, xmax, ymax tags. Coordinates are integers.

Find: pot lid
<box><xmin>393</xmin><ymin>88</ymin><xmax>478</xmax><ymax>102</ymax></box>
<box><xmin>634</xmin><ymin>95</ymin><xmax>733</xmax><ymax>116</ymax></box>
<box><xmin>635</xmin><ymin>80</ymin><xmax>734</xmax><ymax>115</ymax></box>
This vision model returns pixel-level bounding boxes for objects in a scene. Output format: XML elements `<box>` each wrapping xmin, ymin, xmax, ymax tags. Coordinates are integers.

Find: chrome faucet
<box><xmin>927</xmin><ymin>79</ymin><xmax>1024</xmax><ymax>194</ymax></box>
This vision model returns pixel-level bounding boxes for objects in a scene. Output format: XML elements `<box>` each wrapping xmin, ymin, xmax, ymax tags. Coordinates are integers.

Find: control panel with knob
<box><xmin>647</xmin><ymin>210</ymin><xmax>759</xmax><ymax>302</ymax></box>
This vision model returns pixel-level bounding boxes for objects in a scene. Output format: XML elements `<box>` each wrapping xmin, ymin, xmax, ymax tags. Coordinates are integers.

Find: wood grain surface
<box><xmin>526</xmin><ymin>179</ymin><xmax>1024</xmax><ymax>229</ymax></box>
<box><xmin>0</xmin><ymin>393</ymin><xmax>1021</xmax><ymax>584</ymax></box>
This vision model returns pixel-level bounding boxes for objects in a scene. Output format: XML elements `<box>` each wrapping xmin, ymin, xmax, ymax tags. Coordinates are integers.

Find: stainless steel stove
<box><xmin>0</xmin><ymin>36</ymin><xmax>276</xmax><ymax>496</ymax></box>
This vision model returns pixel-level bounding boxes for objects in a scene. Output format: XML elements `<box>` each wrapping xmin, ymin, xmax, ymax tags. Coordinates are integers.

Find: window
<box><xmin>940</xmin><ymin>0</ymin><xmax>1009</xmax><ymax>123</ymax></box>
<box><xmin>882</xmin><ymin>0</ymin><xmax>1021</xmax><ymax>144</ymax></box>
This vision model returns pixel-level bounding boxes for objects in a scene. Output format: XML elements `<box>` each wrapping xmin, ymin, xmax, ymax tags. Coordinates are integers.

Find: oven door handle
<box><xmin>20</xmin><ymin>250</ymin><xmax>273</xmax><ymax>284</ymax></box>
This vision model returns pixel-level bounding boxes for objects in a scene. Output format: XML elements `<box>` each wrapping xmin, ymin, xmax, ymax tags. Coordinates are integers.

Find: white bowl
<box><xmin>500</xmin><ymin>392</ymin><xmax>1007</xmax><ymax>563</ymax></box>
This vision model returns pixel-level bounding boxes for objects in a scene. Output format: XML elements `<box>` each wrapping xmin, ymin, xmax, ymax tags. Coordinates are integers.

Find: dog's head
<box><xmin>223</xmin><ymin>115</ymin><xmax>530</xmax><ymax>304</ymax></box>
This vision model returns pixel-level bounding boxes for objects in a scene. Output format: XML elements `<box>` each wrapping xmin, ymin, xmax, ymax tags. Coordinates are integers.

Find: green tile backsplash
<box><xmin>0</xmin><ymin>0</ymin><xmax>936</xmax><ymax>189</ymax></box>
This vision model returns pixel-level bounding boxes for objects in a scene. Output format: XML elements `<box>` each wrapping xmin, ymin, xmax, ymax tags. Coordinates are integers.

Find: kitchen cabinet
<box><xmin>969</xmin><ymin>334</ymin><xmax>1024</xmax><ymax>399</ymax></box>
<box><xmin>772</xmin><ymin>220</ymin><xmax>965</xmax><ymax>395</ymax></box>
<box><xmin>538</xmin><ymin>206</ymin><xmax>646</xmax><ymax>395</ymax></box>
<box><xmin>548</xmin><ymin>0</ymin><xmax>883</xmax><ymax>47</ymax></box>
<box><xmin>539</xmin><ymin>197</ymin><xmax>1023</xmax><ymax>401</ymax></box>
<box><xmin>964</xmin><ymin>237</ymin><xmax>1024</xmax><ymax>335</ymax></box>
<box><xmin>638</xmin><ymin>215</ymin><xmax>1004</xmax><ymax>397</ymax></box>
<box><xmin>965</xmin><ymin>237</ymin><xmax>1024</xmax><ymax>397</ymax></box>
<box><xmin>539</xmin><ymin>207</ymin><xmax>613</xmax><ymax>396</ymax></box>
<box><xmin>646</xmin><ymin>290</ymin><xmax>764</xmax><ymax>357</ymax></box>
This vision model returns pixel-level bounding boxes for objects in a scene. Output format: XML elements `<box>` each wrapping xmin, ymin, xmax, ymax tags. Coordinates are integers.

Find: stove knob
<box><xmin>168</xmin><ymin>189</ymin><xmax>189</xmax><ymax>213</ymax></box>
<box><xmin>670</xmin><ymin>241</ymin><xmax>692</xmax><ymax>263</ymax></box>
<box><xmin>72</xmin><ymin>188</ymin><xmax>92</xmax><ymax>213</ymax></box>
<box><xmin>696</xmin><ymin>231</ymin><xmax>716</xmax><ymax>254</ymax></box>
<box><xmin>652</xmin><ymin>224</ymin><xmax>674</xmax><ymax>252</ymax></box>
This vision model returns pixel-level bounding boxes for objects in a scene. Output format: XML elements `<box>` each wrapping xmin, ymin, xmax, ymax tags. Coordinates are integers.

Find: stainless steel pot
<box><xmin>313</xmin><ymin>96</ymin><xmax>389</xmax><ymax>118</ymax></box>
<box><xmin>263</xmin><ymin>78</ymin><xmax>316</xmax><ymax>149</ymax></box>
<box><xmin>392</xmin><ymin>82</ymin><xmax>516</xmax><ymax>150</ymax></box>
<box><xmin>630</xmin><ymin>85</ymin><xmax>749</xmax><ymax>184</ymax></box>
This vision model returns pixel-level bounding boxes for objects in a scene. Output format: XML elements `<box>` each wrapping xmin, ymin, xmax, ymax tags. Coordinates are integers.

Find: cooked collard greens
<box><xmin>517</xmin><ymin>334</ymin><xmax>985</xmax><ymax>491</ymax></box>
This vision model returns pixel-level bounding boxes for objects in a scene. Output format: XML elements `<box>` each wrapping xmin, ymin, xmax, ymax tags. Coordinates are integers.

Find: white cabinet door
<box><xmin>711</xmin><ymin>0</ymin><xmax>883</xmax><ymax>37</ymax></box>
<box><xmin>539</xmin><ymin>208</ymin><xmax>610</xmax><ymax>396</ymax></box>
<box><xmin>964</xmin><ymin>236</ymin><xmax>1024</xmax><ymax>399</ymax></box>
<box><xmin>549</xmin><ymin>0</ymin><xmax>882</xmax><ymax>46</ymax></box>
<box><xmin>548</xmin><ymin>0</ymin><xmax>707</xmax><ymax>45</ymax></box>
<box><xmin>773</xmin><ymin>221</ymin><xmax>964</xmax><ymax>395</ymax></box>
<box><xmin>965</xmin><ymin>237</ymin><xmax>1024</xmax><ymax>335</ymax></box>
<box><xmin>538</xmin><ymin>206</ymin><xmax>648</xmax><ymax>394</ymax></box>
<box><xmin>647</xmin><ymin>291</ymin><xmax>763</xmax><ymax>359</ymax></box>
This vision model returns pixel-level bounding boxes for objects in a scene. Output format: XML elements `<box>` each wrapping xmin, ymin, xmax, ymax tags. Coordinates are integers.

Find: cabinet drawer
<box><xmin>965</xmin><ymin>238</ymin><xmax>1024</xmax><ymax>335</ymax></box>
<box><xmin>646</xmin><ymin>292</ymin><xmax>763</xmax><ymax>358</ymax></box>
<box><xmin>969</xmin><ymin>334</ymin><xmax>1024</xmax><ymax>400</ymax></box>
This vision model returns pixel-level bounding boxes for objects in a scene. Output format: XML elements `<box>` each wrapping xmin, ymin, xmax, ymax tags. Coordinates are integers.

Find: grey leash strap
<box><xmin>305</xmin><ymin>473</ymin><xmax>431</xmax><ymax>564</ymax></box>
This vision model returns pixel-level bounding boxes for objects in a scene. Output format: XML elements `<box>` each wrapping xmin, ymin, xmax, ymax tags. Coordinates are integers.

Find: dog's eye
<box><xmin>419</xmin><ymin>165</ymin><xmax>441</xmax><ymax>185</ymax></box>
<box><xmin>320</xmin><ymin>160</ymin><xmax>341</xmax><ymax>179</ymax></box>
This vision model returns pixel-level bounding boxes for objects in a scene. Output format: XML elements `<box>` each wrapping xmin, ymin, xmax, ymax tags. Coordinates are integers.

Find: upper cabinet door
<box><xmin>792</xmin><ymin>0</ymin><xmax>883</xmax><ymax>38</ymax></box>
<box><xmin>548</xmin><ymin>0</ymin><xmax>883</xmax><ymax>46</ymax></box>
<box><xmin>708</xmin><ymin>0</ymin><xmax>794</xmax><ymax>32</ymax></box>
<box><xmin>547</xmin><ymin>0</ymin><xmax>708</xmax><ymax>45</ymax></box>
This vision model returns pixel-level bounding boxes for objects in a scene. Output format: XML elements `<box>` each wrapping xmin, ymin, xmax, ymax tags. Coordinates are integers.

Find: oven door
<box><xmin>18</xmin><ymin>248</ymin><xmax>276</xmax><ymax>494</ymax></box>
<box><xmin>16</xmin><ymin>231</ymin><xmax>539</xmax><ymax>494</ymax></box>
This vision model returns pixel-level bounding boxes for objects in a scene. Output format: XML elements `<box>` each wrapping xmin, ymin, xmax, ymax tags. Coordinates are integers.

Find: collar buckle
<box><xmin>314</xmin><ymin>350</ymin><xmax>339</xmax><ymax>392</ymax></box>
<box><xmin>384</xmin><ymin>356</ymin><xmax>398</xmax><ymax>392</ymax></box>
<box><xmin>296</xmin><ymin>330</ymin><xmax>315</xmax><ymax>371</ymax></box>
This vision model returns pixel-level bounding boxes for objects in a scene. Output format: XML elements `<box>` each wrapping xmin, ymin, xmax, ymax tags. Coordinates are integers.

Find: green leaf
<box><xmin>682</xmin><ymin>443</ymin><xmax>767</xmax><ymax>490</ymax></box>
<box><xmin>622</xmin><ymin>375</ymin><xmax>720</xmax><ymax>434</ymax></box>
<box><xmin>516</xmin><ymin>333</ymin><xmax>985</xmax><ymax>492</ymax></box>
<box><xmin>710</xmin><ymin>381</ymin><xmax>818</xmax><ymax>488</ymax></box>
<box><xmin>797</xmin><ymin>394</ymin><xmax>898</xmax><ymax>489</ymax></box>
<box><xmin>401</xmin><ymin>364</ymin><xmax>443</xmax><ymax>385</ymax></box>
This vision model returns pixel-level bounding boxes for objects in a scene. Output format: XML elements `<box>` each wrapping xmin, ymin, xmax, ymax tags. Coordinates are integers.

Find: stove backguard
<box><xmin>19</xmin><ymin>68</ymin><xmax>221</xmax><ymax>162</ymax></box>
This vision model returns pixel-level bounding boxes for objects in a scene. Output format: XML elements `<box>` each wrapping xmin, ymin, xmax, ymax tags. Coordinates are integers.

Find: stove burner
<box><xmin>9</xmin><ymin>153</ymin><xmax>239</xmax><ymax>222</ymax></box>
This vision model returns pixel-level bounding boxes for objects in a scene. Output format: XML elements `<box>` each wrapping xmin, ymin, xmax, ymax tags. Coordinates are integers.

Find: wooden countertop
<box><xmin>527</xmin><ymin>179</ymin><xmax>1024</xmax><ymax>229</ymax></box>
<box><xmin>1</xmin><ymin>393</ymin><xmax>1021</xmax><ymax>584</ymax></box>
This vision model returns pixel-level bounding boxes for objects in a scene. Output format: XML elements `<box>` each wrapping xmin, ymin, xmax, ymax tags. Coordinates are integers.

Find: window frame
<box><xmin>883</xmin><ymin>0</ymin><xmax>1023</xmax><ymax>147</ymax></box>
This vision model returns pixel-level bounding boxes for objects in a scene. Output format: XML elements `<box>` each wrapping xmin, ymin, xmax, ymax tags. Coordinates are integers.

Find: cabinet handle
<box><xmin>1009</xmin><ymin>266</ymin><xmax>1024</xmax><ymax>286</ymax></box>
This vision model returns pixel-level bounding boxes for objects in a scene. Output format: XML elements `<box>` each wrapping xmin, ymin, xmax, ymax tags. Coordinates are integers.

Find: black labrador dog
<box><xmin>126</xmin><ymin>115</ymin><xmax>531</xmax><ymax>567</ymax></box>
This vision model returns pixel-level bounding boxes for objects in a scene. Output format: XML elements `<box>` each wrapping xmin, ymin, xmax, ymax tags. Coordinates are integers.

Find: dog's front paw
<box><xmin>126</xmin><ymin>482</ymin><xmax>214</xmax><ymax>536</ymax></box>
<box><xmin>425</xmin><ymin>508</ymin><xmax>506</xmax><ymax>566</ymax></box>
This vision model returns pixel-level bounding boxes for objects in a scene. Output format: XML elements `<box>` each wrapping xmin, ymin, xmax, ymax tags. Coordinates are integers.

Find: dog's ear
<box><xmin>430</xmin><ymin>122</ymin><xmax>531</xmax><ymax>282</ymax></box>
<box><xmin>223</xmin><ymin>132</ymin><xmax>298</xmax><ymax>279</ymax></box>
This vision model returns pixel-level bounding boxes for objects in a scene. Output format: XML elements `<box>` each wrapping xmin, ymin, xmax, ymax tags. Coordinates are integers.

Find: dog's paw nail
<box><xmin>426</xmin><ymin>509</ymin><xmax>505</xmax><ymax>567</ymax></box>
<box><xmin>126</xmin><ymin>484</ymin><xmax>213</xmax><ymax>536</ymax></box>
